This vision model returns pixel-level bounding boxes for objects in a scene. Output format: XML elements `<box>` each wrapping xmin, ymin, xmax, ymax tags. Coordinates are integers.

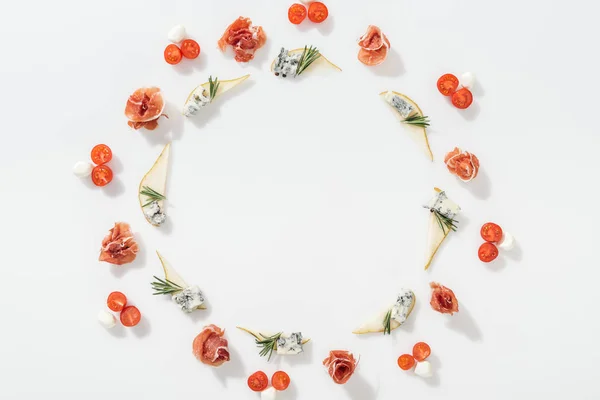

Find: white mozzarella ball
<box><xmin>97</xmin><ymin>310</ymin><xmax>117</xmax><ymax>329</ymax></box>
<box><xmin>168</xmin><ymin>24</ymin><xmax>187</xmax><ymax>43</ymax></box>
<box><xmin>73</xmin><ymin>161</ymin><xmax>93</xmax><ymax>178</ymax></box>
<box><xmin>461</xmin><ymin>72</ymin><xmax>476</xmax><ymax>89</ymax></box>
<box><xmin>414</xmin><ymin>361</ymin><xmax>433</xmax><ymax>378</ymax></box>
<box><xmin>498</xmin><ymin>232</ymin><xmax>515</xmax><ymax>251</ymax></box>
<box><xmin>261</xmin><ymin>387</ymin><xmax>277</xmax><ymax>400</ymax></box>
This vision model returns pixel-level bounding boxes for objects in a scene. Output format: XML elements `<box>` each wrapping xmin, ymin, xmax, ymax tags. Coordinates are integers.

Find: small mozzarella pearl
<box><xmin>168</xmin><ymin>24</ymin><xmax>187</xmax><ymax>43</ymax></box>
<box><xmin>414</xmin><ymin>361</ymin><xmax>433</xmax><ymax>378</ymax></box>
<box><xmin>498</xmin><ymin>232</ymin><xmax>515</xmax><ymax>251</ymax></box>
<box><xmin>73</xmin><ymin>161</ymin><xmax>93</xmax><ymax>178</ymax></box>
<box><xmin>261</xmin><ymin>387</ymin><xmax>277</xmax><ymax>400</ymax></box>
<box><xmin>461</xmin><ymin>72</ymin><xmax>476</xmax><ymax>89</ymax></box>
<box><xmin>98</xmin><ymin>310</ymin><xmax>117</xmax><ymax>329</ymax></box>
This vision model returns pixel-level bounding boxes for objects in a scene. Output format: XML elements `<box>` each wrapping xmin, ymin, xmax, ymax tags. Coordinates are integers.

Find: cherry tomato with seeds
<box><xmin>107</xmin><ymin>291</ymin><xmax>127</xmax><ymax>312</ymax></box>
<box><xmin>288</xmin><ymin>3</ymin><xmax>307</xmax><ymax>24</ymax></box>
<box><xmin>451</xmin><ymin>87</ymin><xmax>473</xmax><ymax>109</ymax></box>
<box><xmin>413</xmin><ymin>342</ymin><xmax>431</xmax><ymax>362</ymax></box>
<box><xmin>272</xmin><ymin>371</ymin><xmax>291</xmax><ymax>391</ymax></box>
<box><xmin>479</xmin><ymin>242</ymin><xmax>499</xmax><ymax>263</ymax></box>
<box><xmin>247</xmin><ymin>371</ymin><xmax>268</xmax><ymax>392</ymax></box>
<box><xmin>180</xmin><ymin>39</ymin><xmax>200</xmax><ymax>59</ymax></box>
<box><xmin>397</xmin><ymin>354</ymin><xmax>416</xmax><ymax>370</ymax></box>
<box><xmin>91</xmin><ymin>165</ymin><xmax>113</xmax><ymax>187</ymax></box>
<box><xmin>91</xmin><ymin>144</ymin><xmax>112</xmax><ymax>165</ymax></box>
<box><xmin>308</xmin><ymin>2</ymin><xmax>328</xmax><ymax>23</ymax></box>
<box><xmin>481</xmin><ymin>222</ymin><xmax>503</xmax><ymax>243</ymax></box>
<box><xmin>120</xmin><ymin>306</ymin><xmax>141</xmax><ymax>327</ymax></box>
<box><xmin>164</xmin><ymin>44</ymin><xmax>182</xmax><ymax>65</ymax></box>
<box><xmin>437</xmin><ymin>73</ymin><xmax>459</xmax><ymax>96</ymax></box>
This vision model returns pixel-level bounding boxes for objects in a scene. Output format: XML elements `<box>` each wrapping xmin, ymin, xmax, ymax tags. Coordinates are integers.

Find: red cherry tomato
<box><xmin>478</xmin><ymin>242</ymin><xmax>499</xmax><ymax>263</ymax></box>
<box><xmin>437</xmin><ymin>73</ymin><xmax>459</xmax><ymax>96</ymax></box>
<box><xmin>120</xmin><ymin>306</ymin><xmax>141</xmax><ymax>327</ymax></box>
<box><xmin>107</xmin><ymin>291</ymin><xmax>127</xmax><ymax>312</ymax></box>
<box><xmin>164</xmin><ymin>44</ymin><xmax>182</xmax><ymax>65</ymax></box>
<box><xmin>412</xmin><ymin>342</ymin><xmax>431</xmax><ymax>362</ymax></box>
<box><xmin>247</xmin><ymin>371</ymin><xmax>268</xmax><ymax>392</ymax></box>
<box><xmin>91</xmin><ymin>144</ymin><xmax>112</xmax><ymax>165</ymax></box>
<box><xmin>451</xmin><ymin>87</ymin><xmax>473</xmax><ymax>109</ymax></box>
<box><xmin>180</xmin><ymin>39</ymin><xmax>200</xmax><ymax>59</ymax></box>
<box><xmin>397</xmin><ymin>354</ymin><xmax>416</xmax><ymax>370</ymax></box>
<box><xmin>288</xmin><ymin>3</ymin><xmax>307</xmax><ymax>24</ymax></box>
<box><xmin>91</xmin><ymin>165</ymin><xmax>113</xmax><ymax>187</ymax></box>
<box><xmin>481</xmin><ymin>222</ymin><xmax>503</xmax><ymax>243</ymax></box>
<box><xmin>308</xmin><ymin>2</ymin><xmax>328</xmax><ymax>23</ymax></box>
<box><xmin>272</xmin><ymin>371</ymin><xmax>291</xmax><ymax>391</ymax></box>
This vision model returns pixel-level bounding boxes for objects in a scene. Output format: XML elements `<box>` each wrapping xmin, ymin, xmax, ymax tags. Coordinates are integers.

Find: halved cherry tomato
<box><xmin>437</xmin><ymin>73</ymin><xmax>459</xmax><ymax>96</ymax></box>
<box><xmin>164</xmin><ymin>44</ymin><xmax>182</xmax><ymax>65</ymax></box>
<box><xmin>479</xmin><ymin>242</ymin><xmax>499</xmax><ymax>263</ymax></box>
<box><xmin>120</xmin><ymin>306</ymin><xmax>141</xmax><ymax>327</ymax></box>
<box><xmin>288</xmin><ymin>3</ymin><xmax>307</xmax><ymax>24</ymax></box>
<box><xmin>91</xmin><ymin>144</ymin><xmax>112</xmax><ymax>165</ymax></box>
<box><xmin>308</xmin><ymin>2</ymin><xmax>328</xmax><ymax>23</ymax></box>
<box><xmin>397</xmin><ymin>354</ymin><xmax>416</xmax><ymax>370</ymax></box>
<box><xmin>412</xmin><ymin>342</ymin><xmax>431</xmax><ymax>362</ymax></box>
<box><xmin>180</xmin><ymin>39</ymin><xmax>200</xmax><ymax>59</ymax></box>
<box><xmin>481</xmin><ymin>222</ymin><xmax>503</xmax><ymax>243</ymax></box>
<box><xmin>91</xmin><ymin>165</ymin><xmax>113</xmax><ymax>187</ymax></box>
<box><xmin>107</xmin><ymin>291</ymin><xmax>127</xmax><ymax>312</ymax></box>
<box><xmin>247</xmin><ymin>371</ymin><xmax>268</xmax><ymax>392</ymax></box>
<box><xmin>272</xmin><ymin>371</ymin><xmax>291</xmax><ymax>391</ymax></box>
<box><xmin>451</xmin><ymin>87</ymin><xmax>473</xmax><ymax>109</ymax></box>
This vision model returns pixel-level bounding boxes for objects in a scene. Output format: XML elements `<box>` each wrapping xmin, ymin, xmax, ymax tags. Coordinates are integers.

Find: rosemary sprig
<box><xmin>140</xmin><ymin>186</ymin><xmax>166</xmax><ymax>208</ymax></box>
<box><xmin>295</xmin><ymin>46</ymin><xmax>321</xmax><ymax>77</ymax></box>
<box><xmin>208</xmin><ymin>76</ymin><xmax>220</xmax><ymax>101</ymax></box>
<box><xmin>432</xmin><ymin>209</ymin><xmax>459</xmax><ymax>235</ymax></box>
<box><xmin>403</xmin><ymin>114</ymin><xmax>430</xmax><ymax>128</ymax></box>
<box><xmin>256</xmin><ymin>332</ymin><xmax>282</xmax><ymax>361</ymax></box>
<box><xmin>383</xmin><ymin>309</ymin><xmax>392</xmax><ymax>335</ymax></box>
<box><xmin>151</xmin><ymin>276</ymin><xmax>183</xmax><ymax>295</ymax></box>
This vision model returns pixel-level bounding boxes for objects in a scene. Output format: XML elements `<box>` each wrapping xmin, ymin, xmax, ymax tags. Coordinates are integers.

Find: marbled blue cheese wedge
<box><xmin>236</xmin><ymin>327</ymin><xmax>311</xmax><ymax>357</ymax></box>
<box><xmin>183</xmin><ymin>74</ymin><xmax>250</xmax><ymax>117</ymax></box>
<box><xmin>424</xmin><ymin>188</ymin><xmax>461</xmax><ymax>270</ymax></box>
<box><xmin>270</xmin><ymin>47</ymin><xmax>341</xmax><ymax>77</ymax></box>
<box><xmin>155</xmin><ymin>251</ymin><xmax>207</xmax><ymax>312</ymax></box>
<box><xmin>139</xmin><ymin>143</ymin><xmax>170</xmax><ymax>227</ymax></box>
<box><xmin>353</xmin><ymin>289</ymin><xmax>415</xmax><ymax>334</ymax></box>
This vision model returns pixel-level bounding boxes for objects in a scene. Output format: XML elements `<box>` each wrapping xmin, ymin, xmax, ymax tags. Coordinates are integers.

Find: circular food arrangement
<box><xmin>73</xmin><ymin>7</ymin><xmax>521</xmax><ymax>399</ymax></box>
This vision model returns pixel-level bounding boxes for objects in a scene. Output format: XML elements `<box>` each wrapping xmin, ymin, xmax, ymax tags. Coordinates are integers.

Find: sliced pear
<box><xmin>424</xmin><ymin>187</ymin><xmax>459</xmax><ymax>270</ymax></box>
<box><xmin>156</xmin><ymin>251</ymin><xmax>206</xmax><ymax>309</ymax></box>
<box><xmin>270</xmin><ymin>48</ymin><xmax>342</xmax><ymax>75</ymax></box>
<box><xmin>139</xmin><ymin>143</ymin><xmax>170</xmax><ymax>226</ymax></box>
<box><xmin>236</xmin><ymin>326</ymin><xmax>311</xmax><ymax>346</ymax></box>
<box><xmin>353</xmin><ymin>293</ymin><xmax>415</xmax><ymax>334</ymax></box>
<box><xmin>380</xmin><ymin>91</ymin><xmax>434</xmax><ymax>161</ymax></box>
<box><xmin>184</xmin><ymin>74</ymin><xmax>250</xmax><ymax>107</ymax></box>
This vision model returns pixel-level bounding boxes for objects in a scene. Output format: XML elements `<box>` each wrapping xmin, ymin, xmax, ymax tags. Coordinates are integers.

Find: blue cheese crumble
<box><xmin>424</xmin><ymin>191</ymin><xmax>460</xmax><ymax>219</ymax></box>
<box><xmin>276</xmin><ymin>332</ymin><xmax>303</xmax><ymax>355</ymax></box>
<box><xmin>273</xmin><ymin>48</ymin><xmax>301</xmax><ymax>78</ymax></box>
<box><xmin>384</xmin><ymin>91</ymin><xmax>415</xmax><ymax>119</ymax></box>
<box><xmin>172</xmin><ymin>285</ymin><xmax>205</xmax><ymax>313</ymax></box>
<box><xmin>183</xmin><ymin>88</ymin><xmax>211</xmax><ymax>116</ymax></box>
<box><xmin>144</xmin><ymin>200</ymin><xmax>166</xmax><ymax>225</ymax></box>
<box><xmin>390</xmin><ymin>289</ymin><xmax>415</xmax><ymax>324</ymax></box>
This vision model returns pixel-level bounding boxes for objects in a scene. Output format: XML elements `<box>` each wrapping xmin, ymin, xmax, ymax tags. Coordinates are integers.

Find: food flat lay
<box><xmin>2</xmin><ymin>0</ymin><xmax>599</xmax><ymax>399</ymax></box>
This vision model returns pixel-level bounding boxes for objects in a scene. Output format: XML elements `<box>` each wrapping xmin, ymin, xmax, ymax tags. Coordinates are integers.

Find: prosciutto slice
<box><xmin>218</xmin><ymin>17</ymin><xmax>266</xmax><ymax>62</ymax></box>
<box><xmin>429</xmin><ymin>282</ymin><xmax>459</xmax><ymax>315</ymax></box>
<box><xmin>98</xmin><ymin>222</ymin><xmax>139</xmax><ymax>265</ymax></box>
<box><xmin>124</xmin><ymin>87</ymin><xmax>166</xmax><ymax>130</ymax></box>
<box><xmin>193</xmin><ymin>325</ymin><xmax>230</xmax><ymax>367</ymax></box>
<box><xmin>323</xmin><ymin>350</ymin><xmax>358</xmax><ymax>384</ymax></box>
<box><xmin>357</xmin><ymin>25</ymin><xmax>390</xmax><ymax>66</ymax></box>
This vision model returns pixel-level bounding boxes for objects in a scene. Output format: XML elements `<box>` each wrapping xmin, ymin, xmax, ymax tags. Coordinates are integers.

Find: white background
<box><xmin>1</xmin><ymin>0</ymin><xmax>599</xmax><ymax>399</ymax></box>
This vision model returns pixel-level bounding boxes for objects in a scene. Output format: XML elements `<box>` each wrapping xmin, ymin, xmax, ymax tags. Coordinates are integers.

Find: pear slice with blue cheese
<box><xmin>270</xmin><ymin>46</ymin><xmax>341</xmax><ymax>78</ymax></box>
<box><xmin>154</xmin><ymin>251</ymin><xmax>207</xmax><ymax>311</ymax></box>
<box><xmin>424</xmin><ymin>187</ymin><xmax>461</xmax><ymax>270</ymax></box>
<box><xmin>353</xmin><ymin>289</ymin><xmax>415</xmax><ymax>334</ymax></box>
<box><xmin>380</xmin><ymin>91</ymin><xmax>433</xmax><ymax>161</ymax></box>
<box><xmin>237</xmin><ymin>327</ymin><xmax>311</xmax><ymax>360</ymax></box>
<box><xmin>139</xmin><ymin>143</ymin><xmax>170</xmax><ymax>227</ymax></box>
<box><xmin>183</xmin><ymin>74</ymin><xmax>250</xmax><ymax>117</ymax></box>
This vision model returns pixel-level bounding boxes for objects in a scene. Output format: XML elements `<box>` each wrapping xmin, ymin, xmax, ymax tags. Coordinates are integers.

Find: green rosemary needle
<box><xmin>383</xmin><ymin>309</ymin><xmax>392</xmax><ymax>335</ymax></box>
<box><xmin>208</xmin><ymin>76</ymin><xmax>220</xmax><ymax>101</ymax></box>
<box><xmin>140</xmin><ymin>186</ymin><xmax>166</xmax><ymax>208</ymax></box>
<box><xmin>295</xmin><ymin>46</ymin><xmax>321</xmax><ymax>77</ymax></box>
<box><xmin>256</xmin><ymin>332</ymin><xmax>282</xmax><ymax>361</ymax></box>
<box><xmin>403</xmin><ymin>114</ymin><xmax>431</xmax><ymax>128</ymax></box>
<box><xmin>151</xmin><ymin>276</ymin><xmax>183</xmax><ymax>295</ymax></box>
<box><xmin>432</xmin><ymin>209</ymin><xmax>459</xmax><ymax>235</ymax></box>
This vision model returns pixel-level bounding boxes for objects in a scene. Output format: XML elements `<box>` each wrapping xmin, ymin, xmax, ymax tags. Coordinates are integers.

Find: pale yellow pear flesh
<box><xmin>352</xmin><ymin>297</ymin><xmax>415</xmax><ymax>334</ymax></box>
<box><xmin>185</xmin><ymin>74</ymin><xmax>250</xmax><ymax>105</ymax></box>
<box><xmin>424</xmin><ymin>187</ymin><xmax>449</xmax><ymax>270</ymax></box>
<box><xmin>379</xmin><ymin>91</ymin><xmax>434</xmax><ymax>161</ymax></box>
<box><xmin>139</xmin><ymin>143</ymin><xmax>170</xmax><ymax>226</ymax></box>
<box><xmin>270</xmin><ymin>48</ymin><xmax>342</xmax><ymax>75</ymax></box>
<box><xmin>156</xmin><ymin>251</ymin><xmax>207</xmax><ymax>309</ymax></box>
<box><xmin>236</xmin><ymin>326</ymin><xmax>311</xmax><ymax>347</ymax></box>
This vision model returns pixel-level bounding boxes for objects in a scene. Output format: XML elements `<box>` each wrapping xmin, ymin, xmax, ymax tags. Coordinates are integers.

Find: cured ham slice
<box><xmin>323</xmin><ymin>350</ymin><xmax>358</xmax><ymax>384</ymax></box>
<box><xmin>429</xmin><ymin>282</ymin><xmax>459</xmax><ymax>315</ymax></box>
<box><xmin>218</xmin><ymin>17</ymin><xmax>266</xmax><ymax>62</ymax></box>
<box><xmin>124</xmin><ymin>87</ymin><xmax>166</xmax><ymax>130</ymax></box>
<box><xmin>444</xmin><ymin>147</ymin><xmax>480</xmax><ymax>182</ymax></box>
<box><xmin>192</xmin><ymin>325</ymin><xmax>230</xmax><ymax>367</ymax></box>
<box><xmin>357</xmin><ymin>25</ymin><xmax>390</xmax><ymax>66</ymax></box>
<box><xmin>98</xmin><ymin>222</ymin><xmax>139</xmax><ymax>265</ymax></box>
